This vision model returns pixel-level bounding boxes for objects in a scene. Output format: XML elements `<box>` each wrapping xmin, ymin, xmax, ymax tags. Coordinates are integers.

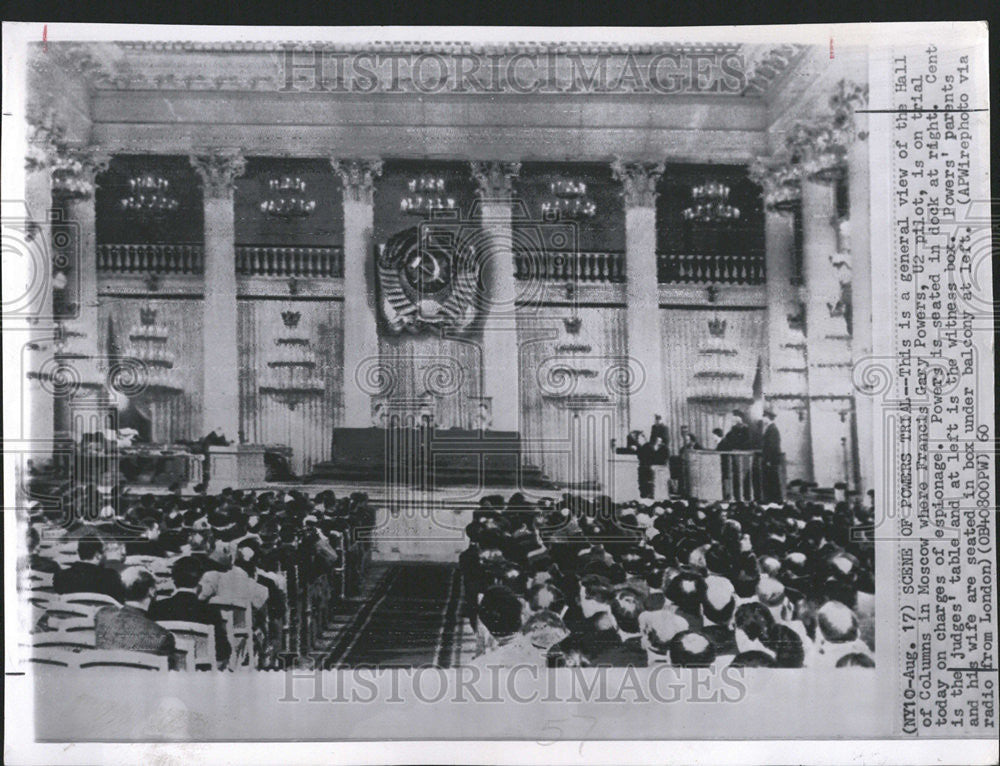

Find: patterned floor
<box><xmin>318</xmin><ymin>563</ymin><xmax>477</xmax><ymax>668</ymax></box>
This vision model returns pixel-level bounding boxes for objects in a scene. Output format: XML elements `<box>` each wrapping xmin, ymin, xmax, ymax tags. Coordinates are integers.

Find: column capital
<box><xmin>332</xmin><ymin>159</ymin><xmax>383</xmax><ymax>204</ymax></box>
<box><xmin>189</xmin><ymin>150</ymin><xmax>246</xmax><ymax>199</ymax></box>
<box><xmin>470</xmin><ymin>161</ymin><xmax>521</xmax><ymax>199</ymax></box>
<box><xmin>611</xmin><ymin>158</ymin><xmax>665</xmax><ymax>208</ymax></box>
<box><xmin>36</xmin><ymin>146</ymin><xmax>113</xmax><ymax>200</ymax></box>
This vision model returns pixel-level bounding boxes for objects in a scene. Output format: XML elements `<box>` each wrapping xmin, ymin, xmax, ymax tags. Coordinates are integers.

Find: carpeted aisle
<box><xmin>325</xmin><ymin>563</ymin><xmax>465</xmax><ymax>668</ymax></box>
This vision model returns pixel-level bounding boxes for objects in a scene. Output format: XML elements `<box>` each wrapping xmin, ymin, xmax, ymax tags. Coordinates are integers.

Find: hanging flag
<box><xmin>749</xmin><ymin>355</ymin><xmax>765</xmax><ymax>421</ymax></box>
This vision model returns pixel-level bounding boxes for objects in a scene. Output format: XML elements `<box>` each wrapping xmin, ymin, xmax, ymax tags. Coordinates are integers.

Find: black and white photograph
<box><xmin>2</xmin><ymin>21</ymin><xmax>995</xmax><ymax>762</ymax></box>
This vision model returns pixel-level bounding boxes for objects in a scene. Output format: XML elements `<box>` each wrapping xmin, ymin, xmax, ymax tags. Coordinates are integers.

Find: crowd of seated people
<box><xmin>460</xmin><ymin>492</ymin><xmax>875</xmax><ymax>669</ymax></box>
<box><xmin>17</xmin><ymin>484</ymin><xmax>374</xmax><ymax>671</ymax></box>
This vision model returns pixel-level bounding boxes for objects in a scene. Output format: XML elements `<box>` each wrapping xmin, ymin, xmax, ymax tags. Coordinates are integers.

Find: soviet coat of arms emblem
<box><xmin>377</xmin><ymin>226</ymin><xmax>480</xmax><ymax>334</ymax></box>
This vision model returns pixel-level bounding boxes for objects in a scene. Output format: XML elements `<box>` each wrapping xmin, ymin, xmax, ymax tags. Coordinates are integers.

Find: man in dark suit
<box><xmin>17</xmin><ymin>526</ymin><xmax>60</xmax><ymax>574</ymax></box>
<box><xmin>592</xmin><ymin>586</ymin><xmax>648</xmax><ymax>666</ymax></box>
<box><xmin>718</xmin><ymin>410</ymin><xmax>753</xmax><ymax>500</ymax></box>
<box><xmin>53</xmin><ymin>538</ymin><xmax>125</xmax><ymax>602</ymax></box>
<box><xmin>761</xmin><ymin>409</ymin><xmax>784</xmax><ymax>503</ymax></box>
<box><xmin>649</xmin><ymin>415</ymin><xmax>669</xmax><ymax>449</ymax></box>
<box><xmin>717</xmin><ymin>409</ymin><xmax>751</xmax><ymax>451</ymax></box>
<box><xmin>636</xmin><ymin>437</ymin><xmax>655</xmax><ymax>499</ymax></box>
<box><xmin>149</xmin><ymin>556</ymin><xmax>231</xmax><ymax>669</ymax></box>
<box><xmin>94</xmin><ymin>567</ymin><xmax>176</xmax><ymax>666</ymax></box>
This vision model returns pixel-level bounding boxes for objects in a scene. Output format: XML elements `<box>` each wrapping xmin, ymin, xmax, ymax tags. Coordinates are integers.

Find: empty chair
<box><xmin>76</xmin><ymin>649</ymin><xmax>169</xmax><ymax>672</ymax></box>
<box><xmin>25</xmin><ymin>648</ymin><xmax>78</xmax><ymax>669</ymax></box>
<box><xmin>31</xmin><ymin>630</ymin><xmax>96</xmax><ymax>651</ymax></box>
<box><xmin>40</xmin><ymin>598</ymin><xmax>102</xmax><ymax>625</ymax></box>
<box><xmin>25</xmin><ymin>590</ymin><xmax>56</xmax><ymax>609</ymax></box>
<box><xmin>20</xmin><ymin>569</ymin><xmax>55</xmax><ymax>591</ymax></box>
<box><xmin>45</xmin><ymin>616</ymin><xmax>97</xmax><ymax>637</ymax></box>
<box><xmin>60</xmin><ymin>592</ymin><xmax>122</xmax><ymax>609</ymax></box>
<box><xmin>157</xmin><ymin>621</ymin><xmax>217</xmax><ymax>671</ymax></box>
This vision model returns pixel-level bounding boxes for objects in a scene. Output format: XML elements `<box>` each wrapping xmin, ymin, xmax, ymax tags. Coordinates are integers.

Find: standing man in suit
<box><xmin>649</xmin><ymin>415</ymin><xmax>669</xmax><ymax>451</ymax></box>
<box><xmin>761</xmin><ymin>408</ymin><xmax>784</xmax><ymax>502</ymax></box>
<box><xmin>95</xmin><ymin>567</ymin><xmax>176</xmax><ymax>665</ymax></box>
<box><xmin>149</xmin><ymin>556</ymin><xmax>231</xmax><ymax>669</ymax></box>
<box><xmin>717</xmin><ymin>409</ymin><xmax>751</xmax><ymax>451</ymax></box>
<box><xmin>53</xmin><ymin>538</ymin><xmax>125</xmax><ymax>602</ymax></box>
<box><xmin>717</xmin><ymin>410</ymin><xmax>752</xmax><ymax>500</ymax></box>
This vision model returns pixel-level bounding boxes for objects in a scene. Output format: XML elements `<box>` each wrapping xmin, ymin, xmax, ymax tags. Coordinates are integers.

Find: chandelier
<box><xmin>541</xmin><ymin>179</ymin><xmax>596</xmax><ymax>220</ymax></box>
<box><xmin>123</xmin><ymin>307</ymin><xmax>182</xmax><ymax>396</ymax></box>
<box><xmin>259</xmin><ymin>175</ymin><xmax>317</xmax><ymax>220</ymax></box>
<box><xmin>120</xmin><ymin>174</ymin><xmax>180</xmax><ymax>218</ymax></box>
<box><xmin>400</xmin><ymin>174</ymin><xmax>456</xmax><ymax>216</ymax></box>
<box><xmin>682</xmin><ymin>181</ymin><xmax>741</xmax><ymax>224</ymax></box>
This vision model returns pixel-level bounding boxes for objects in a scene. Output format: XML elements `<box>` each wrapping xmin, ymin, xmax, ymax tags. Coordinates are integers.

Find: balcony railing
<box><xmin>236</xmin><ymin>246</ymin><xmax>344</xmax><ymax>278</ymax></box>
<box><xmin>97</xmin><ymin>244</ymin><xmax>204</xmax><ymax>274</ymax></box>
<box><xmin>657</xmin><ymin>253</ymin><xmax>765</xmax><ymax>285</ymax></box>
<box><xmin>513</xmin><ymin>250</ymin><xmax>626</xmax><ymax>283</ymax></box>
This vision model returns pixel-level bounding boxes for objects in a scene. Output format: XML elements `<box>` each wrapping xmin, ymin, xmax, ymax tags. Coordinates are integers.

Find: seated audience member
<box><xmin>701</xmin><ymin>575</ymin><xmax>738</xmax><ymax>660</ymax></box>
<box><xmin>668</xmin><ymin>631</ymin><xmax>717</xmax><ymax>668</ymax></box>
<box><xmin>187</xmin><ymin>530</ymin><xmax>229</xmax><ymax>574</ymax></box>
<box><xmin>733</xmin><ymin>602</ymin><xmax>776</xmax><ymax>658</ymax></box>
<box><xmin>728</xmin><ymin>650</ymin><xmax>776</xmax><ymax>668</ymax></box>
<box><xmin>814</xmin><ymin>600</ymin><xmax>871</xmax><ymax>666</ymax></box>
<box><xmin>835</xmin><ymin>652</ymin><xmax>875</xmax><ymax>668</ymax></box>
<box><xmin>149</xmin><ymin>556</ymin><xmax>231</xmax><ymax>668</ymax></box>
<box><xmin>592</xmin><ymin>586</ymin><xmax>647</xmax><ymax>667</ymax></box>
<box><xmin>563</xmin><ymin>574</ymin><xmax>613</xmax><ymax>634</ymax></box>
<box><xmin>665</xmin><ymin>571</ymin><xmax>706</xmax><ymax>629</ymax></box>
<box><xmin>522</xmin><ymin>610</ymin><xmax>571</xmax><ymax>657</ymax></box>
<box><xmin>765</xmin><ymin>623</ymin><xmax>807</xmax><ymax>668</ymax></box>
<box><xmin>528</xmin><ymin>583</ymin><xmax>567</xmax><ymax>617</ymax></box>
<box><xmin>18</xmin><ymin>526</ymin><xmax>60</xmax><ymax>573</ymax></box>
<box><xmin>640</xmin><ymin>608</ymin><xmax>690</xmax><ymax>665</ymax></box>
<box><xmin>102</xmin><ymin>539</ymin><xmax>129</xmax><ymax>575</ymax></box>
<box><xmin>125</xmin><ymin>517</ymin><xmax>168</xmax><ymax>557</ymax></box>
<box><xmin>472</xmin><ymin>585</ymin><xmax>531</xmax><ymax>667</ymax></box>
<box><xmin>547</xmin><ymin>632</ymin><xmax>597</xmax><ymax>668</ymax></box>
<box><xmin>578</xmin><ymin>610</ymin><xmax>622</xmax><ymax>661</ymax></box>
<box><xmin>94</xmin><ymin>567</ymin><xmax>176</xmax><ymax>665</ymax></box>
<box><xmin>200</xmin><ymin>545</ymin><xmax>270</xmax><ymax>612</ymax></box>
<box><xmin>53</xmin><ymin>537</ymin><xmax>125</xmax><ymax>602</ymax></box>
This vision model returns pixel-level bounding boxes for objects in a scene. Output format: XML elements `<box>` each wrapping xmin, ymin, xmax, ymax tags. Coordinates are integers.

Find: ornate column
<box><xmin>58</xmin><ymin>150</ymin><xmax>111</xmax><ymax>366</ymax></box>
<box><xmin>23</xmin><ymin>160</ymin><xmax>56</xmax><ymax>453</ymax></box>
<box><xmin>332</xmin><ymin>159</ymin><xmax>382</xmax><ymax>427</ymax></box>
<box><xmin>802</xmin><ymin>178</ymin><xmax>854</xmax><ymax>488</ymax></box>
<box><xmin>612</xmin><ymin>159</ymin><xmax>665</xmax><ymax>432</ymax></box>
<box><xmin>471</xmin><ymin>161</ymin><xmax>521</xmax><ymax>432</ymax></box>
<box><xmin>190</xmin><ymin>151</ymin><xmax>245</xmax><ymax>441</ymax></box>
<box><xmin>764</xmin><ymin>206</ymin><xmax>812</xmax><ymax>481</ymax></box>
